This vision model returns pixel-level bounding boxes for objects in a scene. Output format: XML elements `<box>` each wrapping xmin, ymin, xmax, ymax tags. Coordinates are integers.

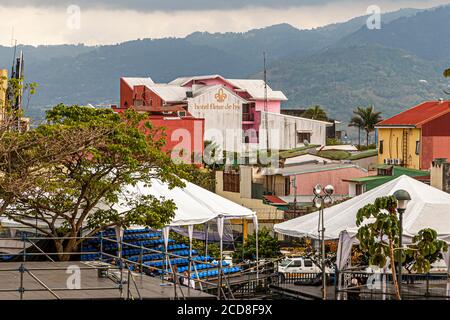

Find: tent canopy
<box><xmin>274</xmin><ymin>175</ymin><xmax>450</xmax><ymax>243</ymax></box>
<box><xmin>114</xmin><ymin>179</ymin><xmax>256</xmax><ymax>227</ymax></box>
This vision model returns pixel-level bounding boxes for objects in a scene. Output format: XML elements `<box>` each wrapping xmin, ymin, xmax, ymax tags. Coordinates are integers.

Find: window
<box><xmin>297</xmin><ymin>132</ymin><xmax>311</xmax><ymax>144</ymax></box>
<box><xmin>291</xmin><ymin>260</ymin><xmax>303</xmax><ymax>267</ymax></box>
<box><xmin>242</xmin><ymin>103</ymin><xmax>250</xmax><ymax>114</ymax></box>
<box><xmin>304</xmin><ymin>259</ymin><xmax>313</xmax><ymax>267</ymax></box>
<box><xmin>356</xmin><ymin>184</ymin><xmax>363</xmax><ymax>196</ymax></box>
<box><xmin>223</xmin><ymin>172</ymin><xmax>240</xmax><ymax>193</ymax></box>
<box><xmin>379</xmin><ymin>140</ymin><xmax>384</xmax><ymax>154</ymax></box>
<box><xmin>416</xmin><ymin>140</ymin><xmax>420</xmax><ymax>155</ymax></box>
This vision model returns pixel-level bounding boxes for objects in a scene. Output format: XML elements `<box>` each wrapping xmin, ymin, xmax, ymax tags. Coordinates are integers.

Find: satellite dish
<box><xmin>304</xmin><ymin>140</ymin><xmax>310</xmax><ymax>146</ymax></box>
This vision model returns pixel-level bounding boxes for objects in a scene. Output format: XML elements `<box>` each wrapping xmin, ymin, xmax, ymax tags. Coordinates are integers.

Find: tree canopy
<box><xmin>356</xmin><ymin>196</ymin><xmax>447</xmax><ymax>300</ymax></box>
<box><xmin>233</xmin><ymin>228</ymin><xmax>281</xmax><ymax>262</ymax></box>
<box><xmin>350</xmin><ymin>106</ymin><xmax>382</xmax><ymax>146</ymax></box>
<box><xmin>302</xmin><ymin>105</ymin><xmax>329</xmax><ymax>122</ymax></box>
<box><xmin>0</xmin><ymin>104</ymin><xmax>203</xmax><ymax>260</ymax></box>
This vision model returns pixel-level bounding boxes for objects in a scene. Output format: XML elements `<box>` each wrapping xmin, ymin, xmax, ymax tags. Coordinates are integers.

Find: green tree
<box><xmin>356</xmin><ymin>196</ymin><xmax>447</xmax><ymax>300</ymax></box>
<box><xmin>1</xmin><ymin>104</ymin><xmax>195</xmax><ymax>260</ymax></box>
<box><xmin>351</xmin><ymin>106</ymin><xmax>382</xmax><ymax>147</ymax></box>
<box><xmin>404</xmin><ymin>229</ymin><xmax>448</xmax><ymax>274</ymax></box>
<box><xmin>302</xmin><ymin>105</ymin><xmax>328</xmax><ymax>121</ymax></box>
<box><xmin>233</xmin><ymin>228</ymin><xmax>281</xmax><ymax>262</ymax></box>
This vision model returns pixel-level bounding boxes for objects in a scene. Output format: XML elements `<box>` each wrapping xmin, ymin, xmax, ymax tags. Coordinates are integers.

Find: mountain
<box><xmin>339</xmin><ymin>5</ymin><xmax>450</xmax><ymax>61</ymax></box>
<box><xmin>185</xmin><ymin>8</ymin><xmax>421</xmax><ymax>62</ymax></box>
<box><xmin>262</xmin><ymin>45</ymin><xmax>444</xmax><ymax>121</ymax></box>
<box><xmin>0</xmin><ymin>6</ymin><xmax>447</xmax><ymax>124</ymax></box>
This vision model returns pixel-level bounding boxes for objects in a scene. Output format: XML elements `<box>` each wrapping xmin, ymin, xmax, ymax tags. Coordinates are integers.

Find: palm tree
<box><xmin>348</xmin><ymin>116</ymin><xmax>364</xmax><ymax>147</ymax></box>
<box><xmin>351</xmin><ymin>106</ymin><xmax>382</xmax><ymax>147</ymax></box>
<box><xmin>302</xmin><ymin>105</ymin><xmax>328</xmax><ymax>121</ymax></box>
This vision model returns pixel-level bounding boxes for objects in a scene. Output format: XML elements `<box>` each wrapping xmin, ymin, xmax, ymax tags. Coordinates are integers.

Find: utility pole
<box><xmin>263</xmin><ymin>52</ymin><xmax>269</xmax><ymax>152</ymax></box>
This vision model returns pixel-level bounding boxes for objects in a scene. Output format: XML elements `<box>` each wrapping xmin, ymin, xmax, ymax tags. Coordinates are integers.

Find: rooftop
<box><xmin>376</xmin><ymin>100</ymin><xmax>450</xmax><ymax>127</ymax></box>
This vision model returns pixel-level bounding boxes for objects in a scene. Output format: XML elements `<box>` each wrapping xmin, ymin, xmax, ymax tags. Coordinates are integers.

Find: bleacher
<box><xmin>81</xmin><ymin>227</ymin><xmax>242</xmax><ymax>281</ymax></box>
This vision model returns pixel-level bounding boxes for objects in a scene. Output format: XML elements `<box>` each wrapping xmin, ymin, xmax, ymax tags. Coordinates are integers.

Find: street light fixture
<box><xmin>393</xmin><ymin>189</ymin><xmax>411</xmax><ymax>299</ymax></box>
<box><xmin>312</xmin><ymin>184</ymin><xmax>334</xmax><ymax>300</ymax></box>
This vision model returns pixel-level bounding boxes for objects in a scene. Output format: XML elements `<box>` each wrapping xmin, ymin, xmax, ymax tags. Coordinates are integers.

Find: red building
<box><xmin>114</xmin><ymin>77</ymin><xmax>205</xmax><ymax>162</ymax></box>
<box><xmin>376</xmin><ymin>100</ymin><xmax>450</xmax><ymax>170</ymax></box>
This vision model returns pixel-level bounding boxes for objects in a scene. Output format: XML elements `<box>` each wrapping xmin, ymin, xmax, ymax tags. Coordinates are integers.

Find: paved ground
<box><xmin>0</xmin><ymin>261</ymin><xmax>214</xmax><ymax>300</ymax></box>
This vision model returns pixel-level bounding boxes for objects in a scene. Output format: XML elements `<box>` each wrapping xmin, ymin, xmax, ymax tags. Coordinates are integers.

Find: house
<box><xmin>344</xmin><ymin>165</ymin><xmax>429</xmax><ymax>196</ymax></box>
<box><xmin>214</xmin><ymin>166</ymin><xmax>285</xmax><ymax>239</ymax></box>
<box><xmin>261</xmin><ymin>162</ymin><xmax>369</xmax><ymax>198</ymax></box>
<box><xmin>116</xmin><ymin>75</ymin><xmax>332</xmax><ymax>153</ymax></box>
<box><xmin>376</xmin><ymin>100</ymin><xmax>450</xmax><ymax>170</ymax></box>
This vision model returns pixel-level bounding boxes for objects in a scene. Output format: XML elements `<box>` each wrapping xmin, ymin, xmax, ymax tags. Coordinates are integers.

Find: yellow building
<box><xmin>376</xmin><ymin>100</ymin><xmax>450</xmax><ymax>170</ymax></box>
<box><xmin>376</xmin><ymin>127</ymin><xmax>421</xmax><ymax>170</ymax></box>
<box><xmin>0</xmin><ymin>69</ymin><xmax>7</xmax><ymax>118</ymax></box>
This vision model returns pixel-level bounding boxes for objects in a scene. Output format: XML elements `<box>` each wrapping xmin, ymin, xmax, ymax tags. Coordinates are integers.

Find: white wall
<box><xmin>259</xmin><ymin>112</ymin><xmax>329</xmax><ymax>150</ymax></box>
<box><xmin>188</xmin><ymin>86</ymin><xmax>245</xmax><ymax>152</ymax></box>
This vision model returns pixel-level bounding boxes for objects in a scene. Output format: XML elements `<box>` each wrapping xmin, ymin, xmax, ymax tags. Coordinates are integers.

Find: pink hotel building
<box><xmin>117</xmin><ymin>74</ymin><xmax>331</xmax><ymax>152</ymax></box>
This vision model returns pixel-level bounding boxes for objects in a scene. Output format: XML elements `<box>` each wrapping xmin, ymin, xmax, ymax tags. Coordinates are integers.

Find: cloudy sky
<box><xmin>0</xmin><ymin>0</ymin><xmax>448</xmax><ymax>46</ymax></box>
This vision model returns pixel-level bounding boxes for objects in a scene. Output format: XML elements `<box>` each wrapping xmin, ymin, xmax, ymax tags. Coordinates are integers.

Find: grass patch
<box><xmin>316</xmin><ymin>150</ymin><xmax>351</xmax><ymax>160</ymax></box>
<box><xmin>349</xmin><ymin>149</ymin><xmax>378</xmax><ymax>160</ymax></box>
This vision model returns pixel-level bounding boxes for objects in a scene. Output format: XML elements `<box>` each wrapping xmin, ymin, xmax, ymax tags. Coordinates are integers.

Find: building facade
<box><xmin>117</xmin><ymin>75</ymin><xmax>331</xmax><ymax>153</ymax></box>
<box><xmin>376</xmin><ymin>100</ymin><xmax>450</xmax><ymax>170</ymax></box>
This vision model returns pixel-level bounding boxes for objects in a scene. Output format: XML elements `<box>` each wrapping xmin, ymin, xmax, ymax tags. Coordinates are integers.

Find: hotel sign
<box><xmin>192</xmin><ymin>88</ymin><xmax>241</xmax><ymax>111</ymax></box>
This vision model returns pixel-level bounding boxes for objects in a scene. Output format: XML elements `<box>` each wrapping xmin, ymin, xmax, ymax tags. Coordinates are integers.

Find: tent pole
<box><xmin>217</xmin><ymin>216</ymin><xmax>224</xmax><ymax>299</ymax></box>
<box><xmin>218</xmin><ymin>234</ymin><xmax>223</xmax><ymax>299</ymax></box>
<box><xmin>256</xmin><ymin>224</ymin><xmax>259</xmax><ymax>281</ymax></box>
<box><xmin>188</xmin><ymin>225</ymin><xmax>193</xmax><ymax>295</ymax></box>
<box><xmin>205</xmin><ymin>222</ymin><xmax>209</xmax><ymax>258</ymax></box>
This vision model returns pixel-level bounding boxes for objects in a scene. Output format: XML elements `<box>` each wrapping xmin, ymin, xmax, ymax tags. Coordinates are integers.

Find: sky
<box><xmin>0</xmin><ymin>0</ymin><xmax>449</xmax><ymax>46</ymax></box>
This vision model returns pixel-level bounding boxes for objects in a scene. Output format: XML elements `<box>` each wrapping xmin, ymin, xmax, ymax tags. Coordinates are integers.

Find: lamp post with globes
<box><xmin>393</xmin><ymin>189</ymin><xmax>411</xmax><ymax>299</ymax></box>
<box><xmin>313</xmin><ymin>184</ymin><xmax>334</xmax><ymax>300</ymax></box>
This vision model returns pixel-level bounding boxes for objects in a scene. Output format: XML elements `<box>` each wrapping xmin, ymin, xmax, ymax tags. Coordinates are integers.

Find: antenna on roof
<box><xmin>263</xmin><ymin>51</ymin><xmax>269</xmax><ymax>152</ymax></box>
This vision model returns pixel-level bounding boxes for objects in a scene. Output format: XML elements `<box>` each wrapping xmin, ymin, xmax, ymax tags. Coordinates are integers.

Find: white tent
<box><xmin>274</xmin><ymin>175</ymin><xmax>450</xmax><ymax>274</ymax></box>
<box><xmin>114</xmin><ymin>179</ymin><xmax>256</xmax><ymax>226</ymax></box>
<box><xmin>112</xmin><ymin>178</ymin><xmax>259</xmax><ymax>290</ymax></box>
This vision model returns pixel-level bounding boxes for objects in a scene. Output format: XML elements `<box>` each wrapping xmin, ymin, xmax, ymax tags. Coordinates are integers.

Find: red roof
<box><xmin>263</xmin><ymin>195</ymin><xmax>287</xmax><ymax>205</ymax></box>
<box><xmin>377</xmin><ymin>100</ymin><xmax>450</xmax><ymax>127</ymax></box>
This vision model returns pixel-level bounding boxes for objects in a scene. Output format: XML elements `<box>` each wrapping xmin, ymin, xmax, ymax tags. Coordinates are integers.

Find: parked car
<box><xmin>278</xmin><ymin>257</ymin><xmax>332</xmax><ymax>274</ymax></box>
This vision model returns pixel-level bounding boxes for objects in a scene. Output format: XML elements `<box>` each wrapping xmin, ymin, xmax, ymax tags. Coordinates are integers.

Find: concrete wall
<box><xmin>431</xmin><ymin>160</ymin><xmax>450</xmax><ymax>193</ymax></box>
<box><xmin>259</xmin><ymin>112</ymin><xmax>328</xmax><ymax>150</ymax></box>
<box><xmin>351</xmin><ymin>156</ymin><xmax>378</xmax><ymax>171</ymax></box>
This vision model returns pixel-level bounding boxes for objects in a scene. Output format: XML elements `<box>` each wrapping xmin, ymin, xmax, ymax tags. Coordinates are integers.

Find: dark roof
<box><xmin>377</xmin><ymin>100</ymin><xmax>450</xmax><ymax>127</ymax></box>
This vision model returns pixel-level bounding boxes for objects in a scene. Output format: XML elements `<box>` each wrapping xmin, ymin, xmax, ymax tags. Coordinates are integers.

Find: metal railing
<box><xmin>0</xmin><ymin>234</ymin><xmax>243</xmax><ymax>300</ymax></box>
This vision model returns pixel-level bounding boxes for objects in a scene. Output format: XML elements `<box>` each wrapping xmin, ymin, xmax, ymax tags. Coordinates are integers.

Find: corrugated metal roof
<box><xmin>228</xmin><ymin>79</ymin><xmax>288</xmax><ymax>101</ymax></box>
<box><xmin>122</xmin><ymin>77</ymin><xmax>154</xmax><ymax>88</ymax></box>
<box><xmin>261</xmin><ymin>163</ymin><xmax>361</xmax><ymax>176</ymax></box>
<box><xmin>168</xmin><ymin>75</ymin><xmax>288</xmax><ymax>101</ymax></box>
<box><xmin>147</xmin><ymin>84</ymin><xmax>188</xmax><ymax>102</ymax></box>
<box><xmin>377</xmin><ymin>100</ymin><xmax>450</xmax><ymax>127</ymax></box>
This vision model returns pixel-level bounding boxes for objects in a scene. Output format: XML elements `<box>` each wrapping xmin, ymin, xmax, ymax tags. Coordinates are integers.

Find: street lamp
<box><xmin>393</xmin><ymin>189</ymin><xmax>411</xmax><ymax>299</ymax></box>
<box><xmin>313</xmin><ymin>184</ymin><xmax>334</xmax><ymax>300</ymax></box>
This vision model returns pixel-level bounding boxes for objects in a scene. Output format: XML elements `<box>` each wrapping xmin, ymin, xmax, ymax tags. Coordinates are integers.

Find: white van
<box><xmin>278</xmin><ymin>257</ymin><xmax>321</xmax><ymax>274</ymax></box>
